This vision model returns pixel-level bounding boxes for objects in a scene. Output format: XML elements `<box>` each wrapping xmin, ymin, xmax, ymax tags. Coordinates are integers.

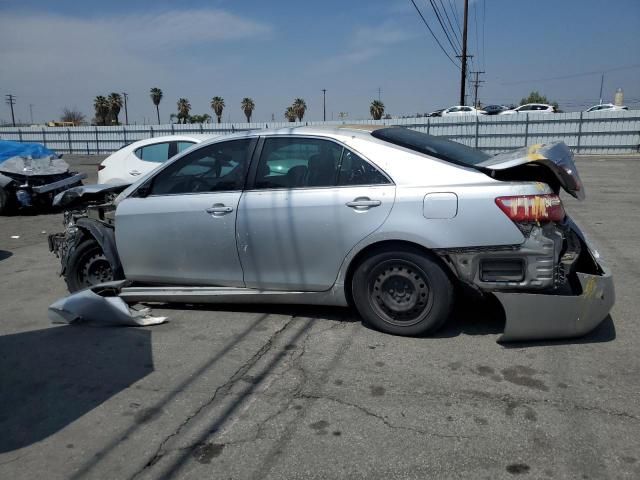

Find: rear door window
<box><xmin>177</xmin><ymin>141</ymin><xmax>196</xmax><ymax>153</ymax></box>
<box><xmin>135</xmin><ymin>142</ymin><xmax>171</xmax><ymax>163</ymax></box>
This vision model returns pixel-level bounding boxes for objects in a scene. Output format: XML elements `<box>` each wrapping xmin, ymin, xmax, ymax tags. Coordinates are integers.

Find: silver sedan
<box><xmin>49</xmin><ymin>126</ymin><xmax>614</xmax><ymax>341</ymax></box>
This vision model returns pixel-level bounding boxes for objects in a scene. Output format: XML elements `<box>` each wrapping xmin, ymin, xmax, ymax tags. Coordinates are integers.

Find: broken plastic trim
<box><xmin>496</xmin><ymin>267</ymin><xmax>614</xmax><ymax>342</ymax></box>
<box><xmin>48</xmin><ymin>280</ymin><xmax>167</xmax><ymax>327</ymax></box>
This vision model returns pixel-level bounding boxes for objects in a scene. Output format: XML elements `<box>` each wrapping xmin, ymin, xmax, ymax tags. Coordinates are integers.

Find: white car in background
<box><xmin>585</xmin><ymin>103</ymin><xmax>628</xmax><ymax>113</ymax></box>
<box><xmin>97</xmin><ymin>135</ymin><xmax>210</xmax><ymax>184</ymax></box>
<box><xmin>500</xmin><ymin>103</ymin><xmax>556</xmax><ymax>115</ymax></box>
<box><xmin>441</xmin><ymin>106</ymin><xmax>487</xmax><ymax>116</ymax></box>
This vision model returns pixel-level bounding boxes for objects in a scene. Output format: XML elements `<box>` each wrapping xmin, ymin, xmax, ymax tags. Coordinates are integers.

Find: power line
<box><xmin>481</xmin><ymin>0</ymin><xmax>486</xmax><ymax>71</ymax></box>
<box><xmin>438</xmin><ymin>0</ymin><xmax>462</xmax><ymax>50</ymax></box>
<box><xmin>426</xmin><ymin>0</ymin><xmax>460</xmax><ymax>56</ymax></box>
<box><xmin>409</xmin><ymin>0</ymin><xmax>460</xmax><ymax>69</ymax></box>
<box><xmin>5</xmin><ymin>94</ymin><xmax>16</xmax><ymax>127</ymax></box>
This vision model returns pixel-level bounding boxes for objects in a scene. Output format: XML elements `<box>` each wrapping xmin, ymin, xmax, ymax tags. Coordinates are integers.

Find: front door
<box><xmin>237</xmin><ymin>136</ymin><xmax>395</xmax><ymax>291</ymax></box>
<box><xmin>116</xmin><ymin>138</ymin><xmax>254</xmax><ymax>286</ymax></box>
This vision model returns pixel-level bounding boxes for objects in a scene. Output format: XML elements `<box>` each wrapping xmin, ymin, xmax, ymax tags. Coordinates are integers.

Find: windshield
<box><xmin>370</xmin><ymin>127</ymin><xmax>490</xmax><ymax>166</ymax></box>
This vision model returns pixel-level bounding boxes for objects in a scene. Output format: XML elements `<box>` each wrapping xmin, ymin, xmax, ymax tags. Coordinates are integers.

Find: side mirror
<box><xmin>135</xmin><ymin>183</ymin><xmax>151</xmax><ymax>198</ymax></box>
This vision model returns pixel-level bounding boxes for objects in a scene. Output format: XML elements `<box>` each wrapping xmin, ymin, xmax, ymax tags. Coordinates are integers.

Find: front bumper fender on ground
<box><xmin>495</xmin><ymin>267</ymin><xmax>615</xmax><ymax>342</ymax></box>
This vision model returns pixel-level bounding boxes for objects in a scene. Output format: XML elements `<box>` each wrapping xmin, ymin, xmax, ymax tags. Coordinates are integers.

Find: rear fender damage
<box><xmin>48</xmin><ymin>280</ymin><xmax>167</xmax><ymax>327</ymax></box>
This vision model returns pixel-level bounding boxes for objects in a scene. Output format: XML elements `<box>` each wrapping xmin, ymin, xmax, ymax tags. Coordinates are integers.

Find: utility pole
<box><xmin>5</xmin><ymin>94</ymin><xmax>16</xmax><ymax>127</ymax></box>
<box><xmin>458</xmin><ymin>0</ymin><xmax>470</xmax><ymax>105</ymax></box>
<box><xmin>122</xmin><ymin>92</ymin><xmax>129</xmax><ymax>125</ymax></box>
<box><xmin>470</xmin><ymin>71</ymin><xmax>485</xmax><ymax>107</ymax></box>
<box><xmin>378</xmin><ymin>87</ymin><xmax>382</xmax><ymax>102</ymax></box>
<box><xmin>29</xmin><ymin>104</ymin><xmax>34</xmax><ymax>124</ymax></box>
<box><xmin>599</xmin><ymin>73</ymin><xmax>604</xmax><ymax>104</ymax></box>
<box><xmin>322</xmin><ymin>89</ymin><xmax>327</xmax><ymax>121</ymax></box>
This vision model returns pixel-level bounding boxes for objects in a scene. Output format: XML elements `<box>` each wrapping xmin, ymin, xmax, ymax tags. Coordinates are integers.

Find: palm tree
<box><xmin>176</xmin><ymin>98</ymin><xmax>191</xmax><ymax>124</ymax></box>
<box><xmin>370</xmin><ymin>100</ymin><xmax>385</xmax><ymax>120</ymax></box>
<box><xmin>285</xmin><ymin>106</ymin><xmax>297</xmax><ymax>122</ymax></box>
<box><xmin>150</xmin><ymin>87</ymin><xmax>163</xmax><ymax>124</ymax></box>
<box><xmin>189</xmin><ymin>113</ymin><xmax>211</xmax><ymax>124</ymax></box>
<box><xmin>210</xmin><ymin>96</ymin><xmax>225</xmax><ymax>123</ymax></box>
<box><xmin>108</xmin><ymin>93</ymin><xmax>123</xmax><ymax>125</ymax></box>
<box><xmin>93</xmin><ymin>95</ymin><xmax>110</xmax><ymax>125</ymax></box>
<box><xmin>292</xmin><ymin>98</ymin><xmax>307</xmax><ymax>121</ymax></box>
<box><xmin>241</xmin><ymin>97</ymin><xmax>255</xmax><ymax>123</ymax></box>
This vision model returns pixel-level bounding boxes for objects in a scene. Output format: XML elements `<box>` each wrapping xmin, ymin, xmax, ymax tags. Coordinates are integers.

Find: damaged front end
<box><xmin>0</xmin><ymin>141</ymin><xmax>86</xmax><ymax>212</ymax></box>
<box><xmin>48</xmin><ymin>184</ymin><xmax>128</xmax><ymax>282</ymax></box>
<box><xmin>444</xmin><ymin>142</ymin><xmax>614</xmax><ymax>342</ymax></box>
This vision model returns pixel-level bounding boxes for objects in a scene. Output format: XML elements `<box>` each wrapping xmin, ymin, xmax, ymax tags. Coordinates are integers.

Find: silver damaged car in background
<box><xmin>49</xmin><ymin>126</ymin><xmax>614</xmax><ymax>342</ymax></box>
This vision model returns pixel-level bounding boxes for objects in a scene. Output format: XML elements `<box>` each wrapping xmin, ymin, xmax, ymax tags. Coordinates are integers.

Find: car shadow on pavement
<box><xmin>0</xmin><ymin>250</ymin><xmax>12</xmax><ymax>261</ymax></box>
<box><xmin>0</xmin><ymin>325</ymin><xmax>153</xmax><ymax>453</ymax></box>
<box><xmin>433</xmin><ymin>293</ymin><xmax>506</xmax><ymax>338</ymax></box>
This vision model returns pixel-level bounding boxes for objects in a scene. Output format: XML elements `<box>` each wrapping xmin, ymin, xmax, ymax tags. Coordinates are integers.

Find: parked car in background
<box><xmin>98</xmin><ymin>135</ymin><xmax>211</xmax><ymax>184</ymax></box>
<box><xmin>427</xmin><ymin>109</ymin><xmax>445</xmax><ymax>117</ymax></box>
<box><xmin>500</xmin><ymin>103</ymin><xmax>556</xmax><ymax>115</ymax></box>
<box><xmin>49</xmin><ymin>126</ymin><xmax>613</xmax><ymax>342</ymax></box>
<box><xmin>483</xmin><ymin>105</ymin><xmax>509</xmax><ymax>115</ymax></box>
<box><xmin>586</xmin><ymin>103</ymin><xmax>628</xmax><ymax>113</ymax></box>
<box><xmin>441</xmin><ymin>106</ymin><xmax>487</xmax><ymax>117</ymax></box>
<box><xmin>0</xmin><ymin>140</ymin><xmax>86</xmax><ymax>214</ymax></box>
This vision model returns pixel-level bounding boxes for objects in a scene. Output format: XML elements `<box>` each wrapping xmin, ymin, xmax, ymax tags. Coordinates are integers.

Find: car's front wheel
<box><xmin>351</xmin><ymin>247</ymin><xmax>454</xmax><ymax>336</ymax></box>
<box><xmin>65</xmin><ymin>239</ymin><xmax>115</xmax><ymax>292</ymax></box>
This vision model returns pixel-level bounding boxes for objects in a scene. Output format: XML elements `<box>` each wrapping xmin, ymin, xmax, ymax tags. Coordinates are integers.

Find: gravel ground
<box><xmin>0</xmin><ymin>155</ymin><xmax>638</xmax><ymax>479</ymax></box>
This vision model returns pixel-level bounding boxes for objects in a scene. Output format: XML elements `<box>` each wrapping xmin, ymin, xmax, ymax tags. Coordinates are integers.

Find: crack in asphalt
<box><xmin>296</xmin><ymin>393</ymin><xmax>472</xmax><ymax>439</ymax></box>
<box><xmin>129</xmin><ymin>315</ymin><xmax>297</xmax><ymax>480</ymax></box>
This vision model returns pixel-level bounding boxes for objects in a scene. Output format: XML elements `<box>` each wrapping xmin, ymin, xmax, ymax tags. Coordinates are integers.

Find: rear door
<box><xmin>116</xmin><ymin>138</ymin><xmax>255</xmax><ymax>285</ymax></box>
<box><xmin>237</xmin><ymin>136</ymin><xmax>395</xmax><ymax>291</ymax></box>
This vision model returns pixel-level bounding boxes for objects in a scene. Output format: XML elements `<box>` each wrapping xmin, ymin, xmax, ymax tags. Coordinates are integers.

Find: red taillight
<box><xmin>495</xmin><ymin>194</ymin><xmax>565</xmax><ymax>223</ymax></box>
<box><xmin>98</xmin><ymin>164</ymin><xmax>105</xmax><ymax>171</ymax></box>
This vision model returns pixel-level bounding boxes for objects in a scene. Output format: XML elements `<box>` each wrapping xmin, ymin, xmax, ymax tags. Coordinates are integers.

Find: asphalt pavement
<box><xmin>0</xmin><ymin>155</ymin><xmax>638</xmax><ymax>479</ymax></box>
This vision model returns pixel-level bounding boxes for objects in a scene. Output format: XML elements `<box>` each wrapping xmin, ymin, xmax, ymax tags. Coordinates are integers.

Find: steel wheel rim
<box><xmin>368</xmin><ymin>259</ymin><xmax>434</xmax><ymax>327</ymax></box>
<box><xmin>80</xmin><ymin>251</ymin><xmax>113</xmax><ymax>287</ymax></box>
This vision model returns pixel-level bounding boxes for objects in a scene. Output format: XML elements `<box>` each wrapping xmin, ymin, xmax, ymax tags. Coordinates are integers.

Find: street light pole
<box><xmin>122</xmin><ymin>92</ymin><xmax>129</xmax><ymax>125</ymax></box>
<box><xmin>322</xmin><ymin>89</ymin><xmax>326</xmax><ymax>121</ymax></box>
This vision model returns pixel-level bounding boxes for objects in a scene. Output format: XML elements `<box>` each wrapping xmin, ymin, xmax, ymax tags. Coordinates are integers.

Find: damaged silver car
<box><xmin>49</xmin><ymin>126</ymin><xmax>614</xmax><ymax>341</ymax></box>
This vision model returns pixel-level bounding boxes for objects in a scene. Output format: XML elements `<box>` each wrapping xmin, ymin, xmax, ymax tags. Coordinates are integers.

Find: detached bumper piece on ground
<box><xmin>48</xmin><ymin>281</ymin><xmax>167</xmax><ymax>327</ymax></box>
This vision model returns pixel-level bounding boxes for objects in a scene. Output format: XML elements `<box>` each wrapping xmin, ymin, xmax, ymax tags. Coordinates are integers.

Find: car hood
<box><xmin>476</xmin><ymin>142</ymin><xmax>584</xmax><ymax>200</ymax></box>
<box><xmin>53</xmin><ymin>183</ymin><xmax>130</xmax><ymax>208</ymax></box>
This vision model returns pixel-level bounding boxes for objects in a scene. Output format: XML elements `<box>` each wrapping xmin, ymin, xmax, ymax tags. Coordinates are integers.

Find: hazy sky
<box><xmin>1</xmin><ymin>0</ymin><xmax>639</xmax><ymax>124</ymax></box>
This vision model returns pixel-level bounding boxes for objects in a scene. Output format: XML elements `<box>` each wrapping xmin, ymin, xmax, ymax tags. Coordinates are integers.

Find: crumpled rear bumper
<box><xmin>496</xmin><ymin>266</ymin><xmax>614</xmax><ymax>342</ymax></box>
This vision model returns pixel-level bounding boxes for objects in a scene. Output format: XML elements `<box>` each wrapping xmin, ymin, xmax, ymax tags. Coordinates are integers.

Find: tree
<box><xmin>292</xmin><ymin>98</ymin><xmax>307</xmax><ymax>121</ymax></box>
<box><xmin>61</xmin><ymin>108</ymin><xmax>85</xmax><ymax>126</ymax></box>
<box><xmin>241</xmin><ymin>97</ymin><xmax>255</xmax><ymax>123</ymax></box>
<box><xmin>189</xmin><ymin>113</ymin><xmax>211</xmax><ymax>124</ymax></box>
<box><xmin>210</xmin><ymin>96</ymin><xmax>225</xmax><ymax>123</ymax></box>
<box><xmin>370</xmin><ymin>100</ymin><xmax>385</xmax><ymax>120</ymax></box>
<box><xmin>150</xmin><ymin>87</ymin><xmax>163</xmax><ymax>124</ymax></box>
<box><xmin>520</xmin><ymin>91</ymin><xmax>559</xmax><ymax>109</ymax></box>
<box><xmin>93</xmin><ymin>95</ymin><xmax>110</xmax><ymax>125</ymax></box>
<box><xmin>108</xmin><ymin>93</ymin><xmax>123</xmax><ymax>125</ymax></box>
<box><xmin>176</xmin><ymin>98</ymin><xmax>191</xmax><ymax>124</ymax></box>
<box><xmin>285</xmin><ymin>106</ymin><xmax>297</xmax><ymax>122</ymax></box>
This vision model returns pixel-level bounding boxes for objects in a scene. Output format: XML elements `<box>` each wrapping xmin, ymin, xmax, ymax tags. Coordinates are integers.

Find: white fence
<box><xmin>0</xmin><ymin>111</ymin><xmax>638</xmax><ymax>155</ymax></box>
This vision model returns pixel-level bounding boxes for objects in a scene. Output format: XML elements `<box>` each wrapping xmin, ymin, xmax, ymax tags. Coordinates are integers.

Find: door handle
<box><xmin>346</xmin><ymin>197</ymin><xmax>382</xmax><ymax>209</ymax></box>
<box><xmin>206</xmin><ymin>204</ymin><xmax>234</xmax><ymax>215</ymax></box>
<box><xmin>129</xmin><ymin>170</ymin><xmax>142</xmax><ymax>176</ymax></box>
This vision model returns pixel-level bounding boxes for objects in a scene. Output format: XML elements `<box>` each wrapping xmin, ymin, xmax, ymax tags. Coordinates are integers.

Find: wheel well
<box><xmin>343</xmin><ymin>240</ymin><xmax>459</xmax><ymax>307</ymax></box>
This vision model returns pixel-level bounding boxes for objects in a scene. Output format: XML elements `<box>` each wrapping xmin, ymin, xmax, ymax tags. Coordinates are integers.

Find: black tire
<box><xmin>0</xmin><ymin>187</ymin><xmax>11</xmax><ymax>215</ymax></box>
<box><xmin>351</xmin><ymin>247</ymin><xmax>454</xmax><ymax>336</ymax></box>
<box><xmin>65</xmin><ymin>239</ymin><xmax>115</xmax><ymax>292</ymax></box>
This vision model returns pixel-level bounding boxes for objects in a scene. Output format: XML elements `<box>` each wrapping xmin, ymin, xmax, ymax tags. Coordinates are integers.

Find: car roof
<box><xmin>195</xmin><ymin>125</ymin><xmax>381</xmax><ymax>147</ymax></box>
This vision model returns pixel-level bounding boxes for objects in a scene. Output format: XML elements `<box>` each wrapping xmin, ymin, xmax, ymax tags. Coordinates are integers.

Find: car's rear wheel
<box><xmin>351</xmin><ymin>247</ymin><xmax>454</xmax><ymax>336</ymax></box>
<box><xmin>66</xmin><ymin>239</ymin><xmax>114</xmax><ymax>292</ymax></box>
